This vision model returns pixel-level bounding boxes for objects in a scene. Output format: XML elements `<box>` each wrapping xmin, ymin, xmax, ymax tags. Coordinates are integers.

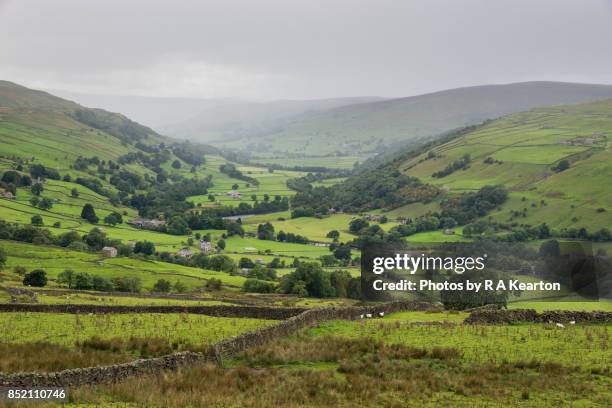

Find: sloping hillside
<box><xmin>218</xmin><ymin>81</ymin><xmax>612</xmax><ymax>156</ymax></box>
<box><xmin>397</xmin><ymin>98</ymin><xmax>612</xmax><ymax>230</ymax></box>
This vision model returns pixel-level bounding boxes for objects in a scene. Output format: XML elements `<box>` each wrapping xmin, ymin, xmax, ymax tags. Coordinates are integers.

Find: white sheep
<box><xmin>359</xmin><ymin>314</ymin><xmax>364</xmax><ymax>319</ymax></box>
<box><xmin>556</xmin><ymin>323</ymin><xmax>565</xmax><ymax>329</ymax></box>
<box><xmin>378</xmin><ymin>312</ymin><xmax>385</xmax><ymax>317</ymax></box>
<box><xmin>570</xmin><ymin>321</ymin><xmax>576</xmax><ymax>325</ymax></box>
<box><xmin>365</xmin><ymin>313</ymin><xmax>372</xmax><ymax>318</ymax></box>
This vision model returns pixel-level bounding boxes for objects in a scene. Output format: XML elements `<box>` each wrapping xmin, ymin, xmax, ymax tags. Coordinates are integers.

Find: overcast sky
<box><xmin>1</xmin><ymin>0</ymin><xmax>612</xmax><ymax>100</ymax></box>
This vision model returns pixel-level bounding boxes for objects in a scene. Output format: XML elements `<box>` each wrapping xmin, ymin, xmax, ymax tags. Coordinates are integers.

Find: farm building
<box><xmin>199</xmin><ymin>241</ymin><xmax>214</xmax><ymax>253</ymax></box>
<box><xmin>1</xmin><ymin>191</ymin><xmax>15</xmax><ymax>200</ymax></box>
<box><xmin>226</xmin><ymin>191</ymin><xmax>241</xmax><ymax>198</ymax></box>
<box><xmin>176</xmin><ymin>249</ymin><xmax>194</xmax><ymax>258</ymax></box>
<box><xmin>102</xmin><ymin>246</ymin><xmax>118</xmax><ymax>257</ymax></box>
<box><xmin>443</xmin><ymin>229</ymin><xmax>456</xmax><ymax>235</ymax></box>
<box><xmin>127</xmin><ymin>218</ymin><xmax>166</xmax><ymax>229</ymax></box>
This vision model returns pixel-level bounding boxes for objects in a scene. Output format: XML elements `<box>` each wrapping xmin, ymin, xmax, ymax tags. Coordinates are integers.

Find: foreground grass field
<box><xmin>0</xmin><ymin>313</ymin><xmax>275</xmax><ymax>348</ymax></box>
<box><xmin>49</xmin><ymin>310</ymin><xmax>612</xmax><ymax>407</ymax></box>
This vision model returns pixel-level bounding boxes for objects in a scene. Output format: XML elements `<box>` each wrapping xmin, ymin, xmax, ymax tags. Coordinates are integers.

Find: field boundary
<box><xmin>465</xmin><ymin>308</ymin><xmax>612</xmax><ymax>324</ymax></box>
<box><xmin>0</xmin><ymin>301</ymin><xmax>439</xmax><ymax>387</ymax></box>
<box><xmin>0</xmin><ymin>303</ymin><xmax>305</xmax><ymax>320</ymax></box>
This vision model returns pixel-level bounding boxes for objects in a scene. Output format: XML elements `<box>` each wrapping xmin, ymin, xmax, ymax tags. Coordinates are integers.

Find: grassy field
<box><xmin>398</xmin><ymin>99</ymin><xmax>612</xmax><ymax>231</ymax></box>
<box><xmin>249</xmin><ymin>156</ymin><xmax>366</xmax><ymax>169</ymax></box>
<box><xmin>60</xmin><ymin>310</ymin><xmax>612</xmax><ymax>407</ymax></box>
<box><xmin>0</xmin><ymin>240</ymin><xmax>247</xmax><ymax>289</ymax></box>
<box><xmin>0</xmin><ymin>312</ymin><xmax>274</xmax><ymax>347</ymax></box>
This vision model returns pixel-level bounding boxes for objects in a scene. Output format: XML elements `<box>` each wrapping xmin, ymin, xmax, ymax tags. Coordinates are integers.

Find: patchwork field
<box><xmin>397</xmin><ymin>100</ymin><xmax>612</xmax><ymax>230</ymax></box>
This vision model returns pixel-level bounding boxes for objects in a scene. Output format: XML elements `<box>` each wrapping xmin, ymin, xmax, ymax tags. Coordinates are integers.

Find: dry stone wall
<box><xmin>0</xmin><ymin>301</ymin><xmax>438</xmax><ymax>387</ymax></box>
<box><xmin>465</xmin><ymin>308</ymin><xmax>612</xmax><ymax>324</ymax></box>
<box><xmin>0</xmin><ymin>304</ymin><xmax>305</xmax><ymax>320</ymax></box>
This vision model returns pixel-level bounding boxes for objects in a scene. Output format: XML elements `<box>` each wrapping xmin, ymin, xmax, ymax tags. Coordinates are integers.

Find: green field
<box><xmin>62</xmin><ymin>310</ymin><xmax>612</xmax><ymax>407</ymax></box>
<box><xmin>397</xmin><ymin>99</ymin><xmax>612</xmax><ymax>231</ymax></box>
<box><xmin>0</xmin><ymin>240</ymin><xmax>247</xmax><ymax>289</ymax></box>
<box><xmin>0</xmin><ymin>312</ymin><xmax>275</xmax><ymax>347</ymax></box>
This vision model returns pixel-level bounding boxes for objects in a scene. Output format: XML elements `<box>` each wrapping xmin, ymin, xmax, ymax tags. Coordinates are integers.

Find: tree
<box><xmin>74</xmin><ymin>272</ymin><xmax>93</xmax><ymax>289</ymax></box>
<box><xmin>81</xmin><ymin>203</ymin><xmax>99</xmax><ymax>224</ymax></box>
<box><xmin>173</xmin><ymin>281</ymin><xmax>187</xmax><ymax>293</ymax></box>
<box><xmin>0</xmin><ymin>247</ymin><xmax>6</xmax><ymax>270</ymax></box>
<box><xmin>231</xmin><ymin>183</ymin><xmax>239</xmax><ymax>190</ymax></box>
<box><xmin>92</xmin><ymin>275</ymin><xmax>114</xmax><ymax>291</ymax></box>
<box><xmin>57</xmin><ymin>269</ymin><xmax>76</xmax><ymax>288</ymax></box>
<box><xmin>333</xmin><ymin>244</ymin><xmax>352</xmax><ymax>261</ymax></box>
<box><xmin>103</xmin><ymin>212</ymin><xmax>123</xmax><ymax>226</ymax></box>
<box><xmin>217</xmin><ymin>239</ymin><xmax>226</xmax><ymax>250</ymax></box>
<box><xmin>171</xmin><ymin>159</ymin><xmax>182</xmax><ymax>169</ymax></box>
<box><xmin>239</xmin><ymin>257</ymin><xmax>256</xmax><ymax>269</ymax></box>
<box><xmin>29</xmin><ymin>196</ymin><xmax>40</xmax><ymax>207</ymax></box>
<box><xmin>134</xmin><ymin>241</ymin><xmax>156</xmax><ymax>256</ymax></box>
<box><xmin>153</xmin><ymin>279</ymin><xmax>172</xmax><ymax>293</ymax></box>
<box><xmin>208</xmin><ymin>194</ymin><xmax>215</xmax><ymax>202</ymax></box>
<box><xmin>280</xmin><ymin>262</ymin><xmax>335</xmax><ymax>298</ymax></box>
<box><xmin>23</xmin><ymin>269</ymin><xmax>47</xmax><ymax>287</ymax></box>
<box><xmin>71</xmin><ymin>188</ymin><xmax>79</xmax><ymax>198</ymax></box>
<box><xmin>349</xmin><ymin>219</ymin><xmax>369</xmax><ymax>234</ymax></box>
<box><xmin>31</xmin><ymin>183</ymin><xmax>43</xmax><ymax>196</ymax></box>
<box><xmin>257</xmin><ymin>222</ymin><xmax>275</xmax><ymax>240</ymax></box>
<box><xmin>243</xmin><ymin>279</ymin><xmax>276</xmax><ymax>293</ymax></box>
<box><xmin>31</xmin><ymin>215</ymin><xmax>43</xmax><ymax>226</ymax></box>
<box><xmin>226</xmin><ymin>222</ymin><xmax>244</xmax><ymax>237</ymax></box>
<box><xmin>326</xmin><ymin>230</ymin><xmax>340</xmax><ymax>241</ymax></box>
<box><xmin>57</xmin><ymin>231</ymin><xmax>81</xmax><ymax>247</ymax></box>
<box><xmin>167</xmin><ymin>216</ymin><xmax>190</xmax><ymax>235</ymax></box>
<box><xmin>83</xmin><ymin>228</ymin><xmax>107</xmax><ymax>250</ymax></box>
<box><xmin>38</xmin><ymin>197</ymin><xmax>53</xmax><ymax>210</ymax></box>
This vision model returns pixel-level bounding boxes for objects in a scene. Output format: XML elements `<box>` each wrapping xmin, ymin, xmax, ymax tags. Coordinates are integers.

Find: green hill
<box><xmin>394</xmin><ymin>98</ymin><xmax>612</xmax><ymax>231</ymax></box>
<box><xmin>217</xmin><ymin>81</ymin><xmax>612</xmax><ymax>157</ymax></box>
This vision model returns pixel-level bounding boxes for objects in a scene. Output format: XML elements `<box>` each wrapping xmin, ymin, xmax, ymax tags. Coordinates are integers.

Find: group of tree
<box><xmin>219</xmin><ymin>163</ymin><xmax>259</xmax><ymax>186</ymax></box>
<box><xmin>291</xmin><ymin>165</ymin><xmax>439</xmax><ymax>215</ymax></box>
<box><xmin>57</xmin><ymin>269</ymin><xmax>142</xmax><ymax>292</ymax></box>
<box><xmin>278</xmin><ymin>262</ymin><xmax>361</xmax><ymax>298</ymax></box>
<box><xmin>432</xmin><ymin>154</ymin><xmax>471</xmax><ymax>178</ymax></box>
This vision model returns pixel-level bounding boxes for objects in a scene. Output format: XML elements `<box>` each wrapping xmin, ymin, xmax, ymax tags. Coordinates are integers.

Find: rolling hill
<box><xmin>391</xmin><ymin>98</ymin><xmax>612</xmax><ymax>231</ymax></box>
<box><xmin>216</xmin><ymin>81</ymin><xmax>612</xmax><ymax>157</ymax></box>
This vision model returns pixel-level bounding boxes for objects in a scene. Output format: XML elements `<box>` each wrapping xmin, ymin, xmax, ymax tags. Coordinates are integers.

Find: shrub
<box><xmin>242</xmin><ymin>279</ymin><xmax>276</xmax><ymax>293</ymax></box>
<box><xmin>23</xmin><ymin>269</ymin><xmax>47</xmax><ymax>287</ymax></box>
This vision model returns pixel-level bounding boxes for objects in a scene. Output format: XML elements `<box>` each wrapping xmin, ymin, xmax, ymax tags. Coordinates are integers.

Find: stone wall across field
<box><xmin>465</xmin><ymin>308</ymin><xmax>612</xmax><ymax>324</ymax></box>
<box><xmin>0</xmin><ymin>300</ymin><xmax>439</xmax><ymax>387</ymax></box>
<box><xmin>0</xmin><ymin>304</ymin><xmax>306</xmax><ymax>320</ymax></box>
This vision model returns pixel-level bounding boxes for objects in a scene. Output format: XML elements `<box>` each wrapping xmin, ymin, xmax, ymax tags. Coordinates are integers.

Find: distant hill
<box><xmin>292</xmin><ymin>97</ymin><xmax>612</xmax><ymax>232</ymax></box>
<box><xmin>50</xmin><ymin>90</ymin><xmax>384</xmax><ymax>140</ymax></box>
<box><xmin>216</xmin><ymin>81</ymin><xmax>612</xmax><ymax>156</ymax></box>
<box><xmin>0</xmin><ymin>81</ymin><xmax>175</xmax><ymax>181</ymax></box>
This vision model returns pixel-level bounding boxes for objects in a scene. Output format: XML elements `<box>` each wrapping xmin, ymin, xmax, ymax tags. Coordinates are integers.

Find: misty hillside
<box><xmin>51</xmin><ymin>90</ymin><xmax>384</xmax><ymax>140</ymax></box>
<box><xmin>216</xmin><ymin>81</ymin><xmax>612</xmax><ymax>156</ymax></box>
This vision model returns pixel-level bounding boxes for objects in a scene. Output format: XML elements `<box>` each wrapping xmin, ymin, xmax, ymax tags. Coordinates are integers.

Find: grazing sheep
<box><xmin>570</xmin><ymin>321</ymin><xmax>576</xmax><ymax>325</ymax></box>
<box><xmin>365</xmin><ymin>313</ymin><xmax>372</xmax><ymax>318</ymax></box>
<box><xmin>556</xmin><ymin>323</ymin><xmax>565</xmax><ymax>329</ymax></box>
<box><xmin>359</xmin><ymin>314</ymin><xmax>364</xmax><ymax>319</ymax></box>
<box><xmin>378</xmin><ymin>312</ymin><xmax>385</xmax><ymax>317</ymax></box>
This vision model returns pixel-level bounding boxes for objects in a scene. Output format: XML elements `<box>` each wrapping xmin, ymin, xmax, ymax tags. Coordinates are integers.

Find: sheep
<box><xmin>570</xmin><ymin>321</ymin><xmax>576</xmax><ymax>325</ymax></box>
<box><xmin>359</xmin><ymin>314</ymin><xmax>364</xmax><ymax>319</ymax></box>
<box><xmin>378</xmin><ymin>312</ymin><xmax>385</xmax><ymax>317</ymax></box>
<box><xmin>365</xmin><ymin>313</ymin><xmax>372</xmax><ymax>318</ymax></box>
<box><xmin>556</xmin><ymin>323</ymin><xmax>565</xmax><ymax>329</ymax></box>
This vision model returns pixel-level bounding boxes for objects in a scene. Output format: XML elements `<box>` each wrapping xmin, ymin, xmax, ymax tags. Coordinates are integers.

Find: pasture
<box><xmin>0</xmin><ymin>312</ymin><xmax>275</xmax><ymax>348</ymax></box>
